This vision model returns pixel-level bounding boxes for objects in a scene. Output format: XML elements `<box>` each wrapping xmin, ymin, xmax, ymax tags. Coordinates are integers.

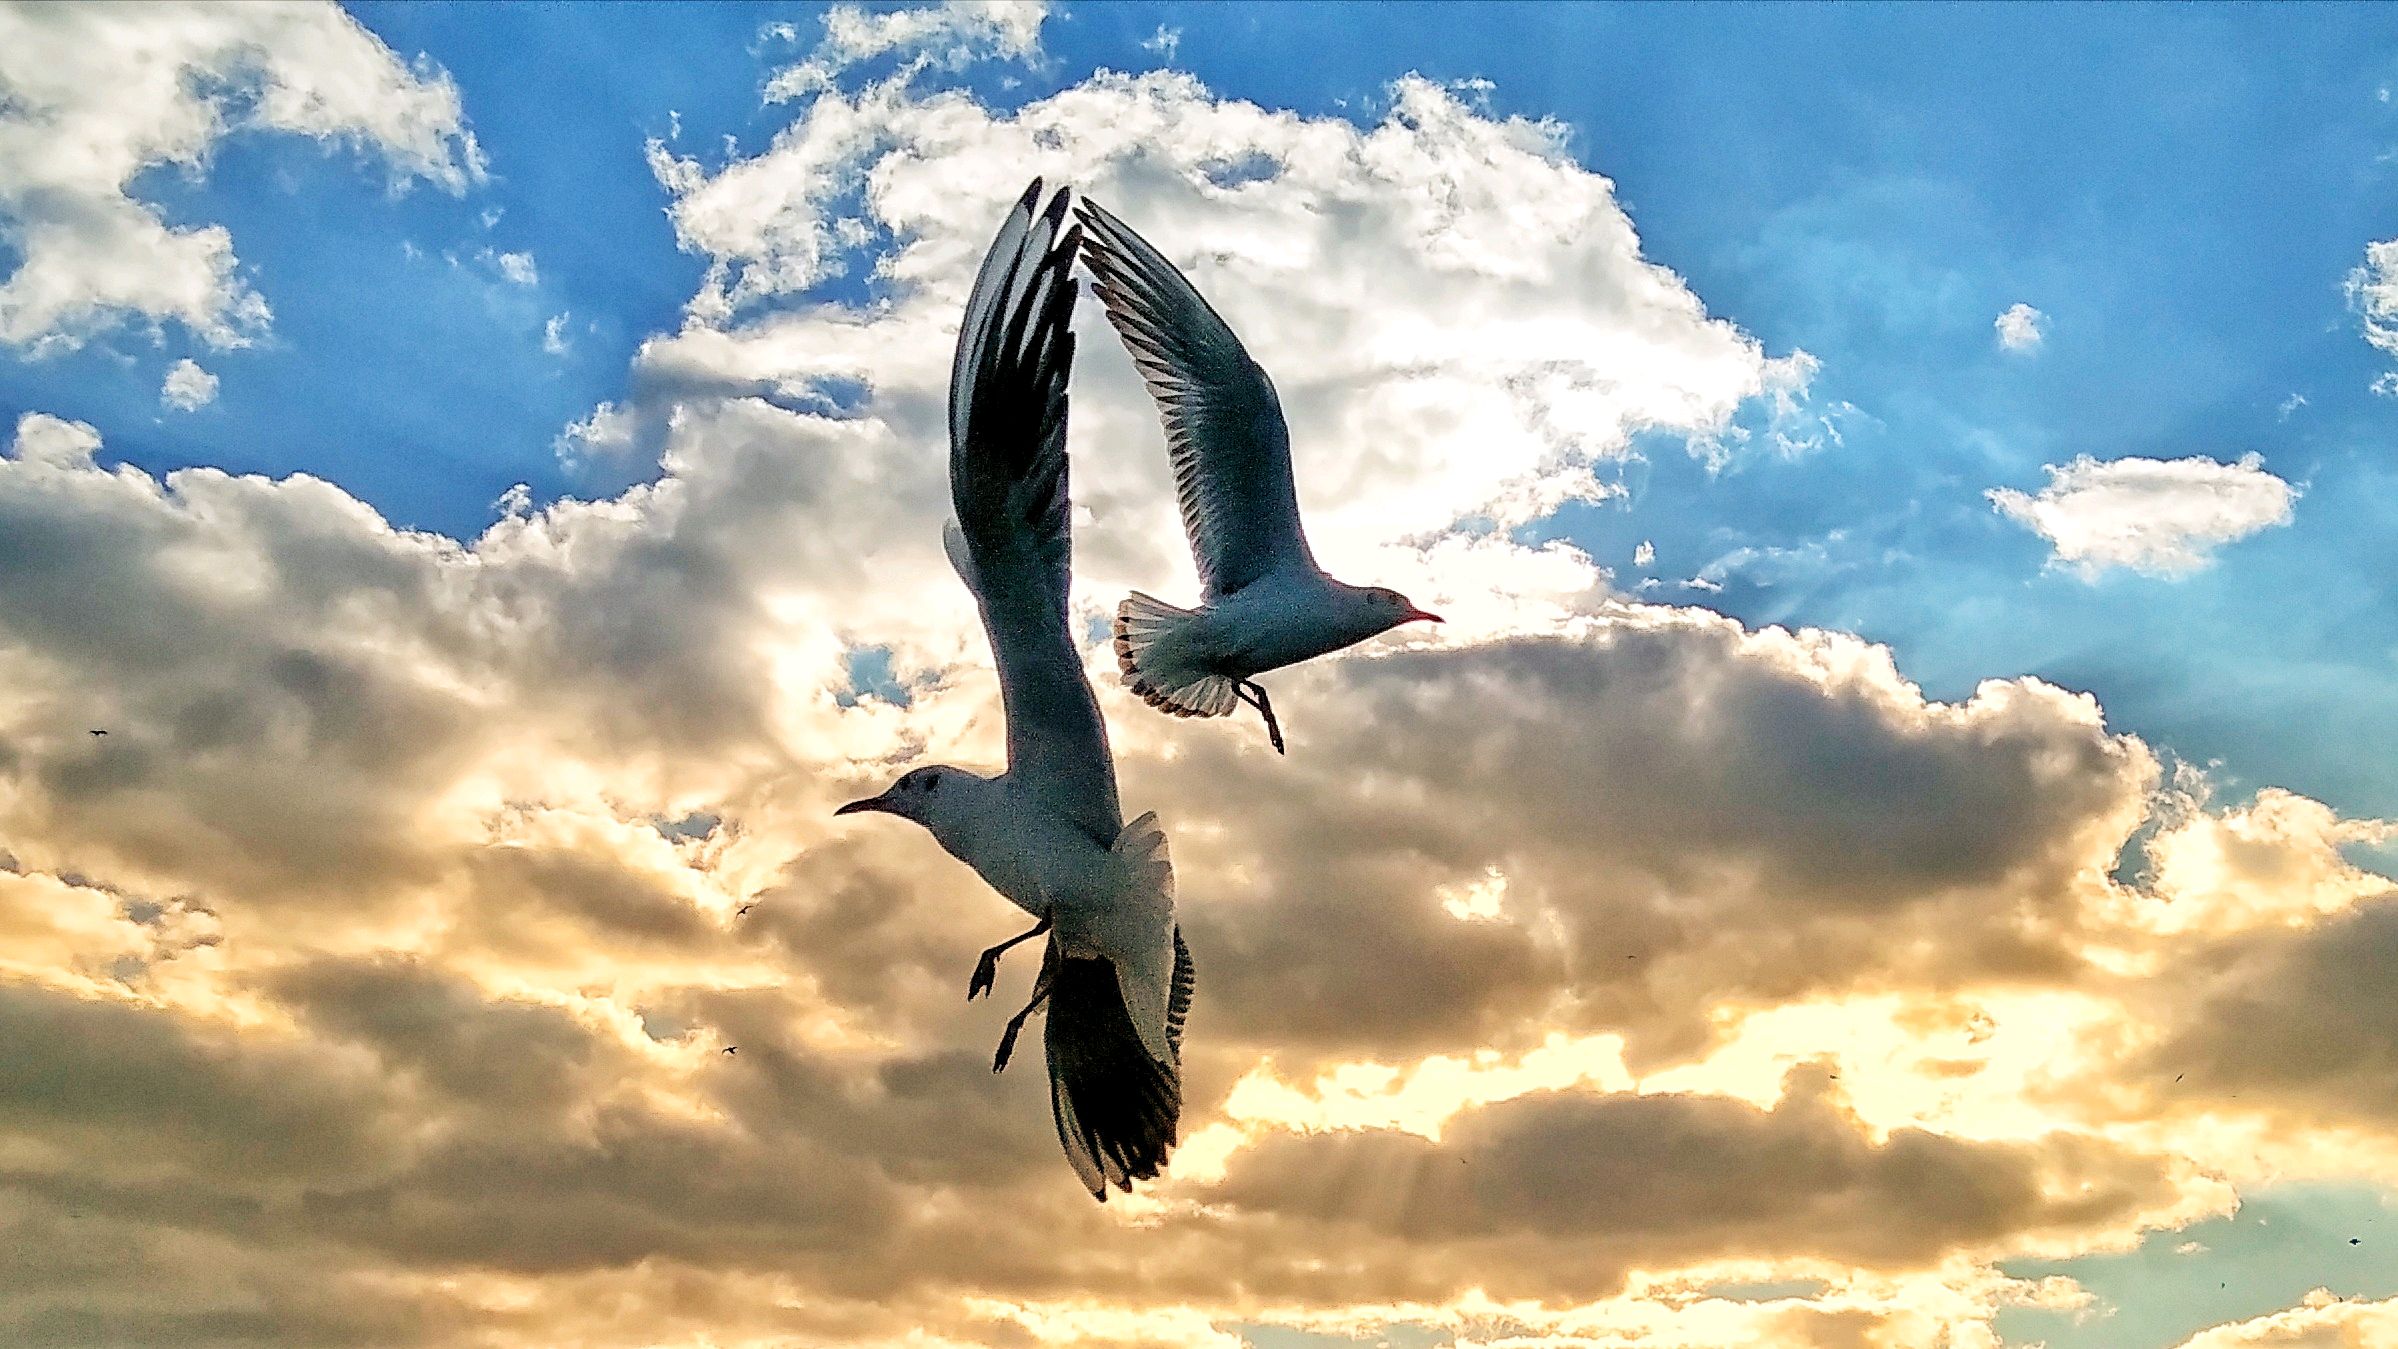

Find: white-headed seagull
<box><xmin>837</xmin><ymin>182</ymin><xmax>1192</xmax><ymax>1201</ymax></box>
<box><xmin>1076</xmin><ymin>196</ymin><xmax>1442</xmax><ymax>754</ymax></box>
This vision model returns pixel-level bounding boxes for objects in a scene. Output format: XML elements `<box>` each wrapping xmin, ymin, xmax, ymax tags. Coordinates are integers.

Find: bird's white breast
<box><xmin>1211</xmin><ymin>570</ymin><xmax>1373</xmax><ymax>674</ymax></box>
<box><xmin>933</xmin><ymin>786</ymin><xmax>1126</xmax><ymax>923</ymax></box>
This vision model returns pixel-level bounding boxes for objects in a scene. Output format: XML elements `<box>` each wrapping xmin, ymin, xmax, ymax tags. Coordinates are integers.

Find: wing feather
<box><xmin>1045</xmin><ymin>936</ymin><xmax>1187</xmax><ymax>1200</ymax></box>
<box><xmin>951</xmin><ymin>181</ymin><xmax>1121</xmax><ymax>843</ymax></box>
<box><xmin>1076</xmin><ymin>197</ymin><xmax>1316</xmax><ymax>598</ymax></box>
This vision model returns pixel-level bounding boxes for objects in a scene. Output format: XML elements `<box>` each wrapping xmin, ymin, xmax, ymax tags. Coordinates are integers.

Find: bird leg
<box><xmin>968</xmin><ymin>915</ymin><xmax>1051</xmax><ymax>1001</ymax></box>
<box><xmin>1236</xmin><ymin>680</ymin><xmax>1286</xmax><ymax>755</ymax></box>
<box><xmin>992</xmin><ymin>945</ymin><xmax>1058</xmax><ymax>1074</ymax></box>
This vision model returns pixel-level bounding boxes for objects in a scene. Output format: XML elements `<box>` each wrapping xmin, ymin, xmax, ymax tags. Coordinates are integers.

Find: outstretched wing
<box><xmin>1076</xmin><ymin>197</ymin><xmax>1316</xmax><ymax>599</ymax></box>
<box><xmin>950</xmin><ymin>181</ymin><xmax>1121</xmax><ymax>843</ymax></box>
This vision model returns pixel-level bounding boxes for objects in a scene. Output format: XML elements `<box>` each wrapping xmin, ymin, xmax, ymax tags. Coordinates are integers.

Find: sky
<box><xmin>2</xmin><ymin>2</ymin><xmax>2397</xmax><ymax>1346</ymax></box>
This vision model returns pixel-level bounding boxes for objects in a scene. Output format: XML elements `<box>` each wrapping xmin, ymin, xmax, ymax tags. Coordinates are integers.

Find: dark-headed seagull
<box><xmin>1075</xmin><ymin>197</ymin><xmax>1443</xmax><ymax>755</ymax></box>
<box><xmin>836</xmin><ymin>182</ymin><xmax>1193</xmax><ymax>1201</ymax></box>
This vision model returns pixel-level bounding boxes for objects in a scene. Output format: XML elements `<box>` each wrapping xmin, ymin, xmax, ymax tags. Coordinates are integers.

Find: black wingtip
<box><xmin>1047</xmin><ymin>953</ymin><xmax>1181</xmax><ymax>1197</ymax></box>
<box><xmin>1039</xmin><ymin>180</ymin><xmax>1073</xmax><ymax>231</ymax></box>
<box><xmin>1072</xmin><ymin>193</ymin><xmax>1118</xmax><ymax>231</ymax></box>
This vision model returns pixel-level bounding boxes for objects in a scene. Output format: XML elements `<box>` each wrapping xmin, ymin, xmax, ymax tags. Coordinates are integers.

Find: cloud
<box><xmin>543</xmin><ymin>313</ymin><xmax>571</xmax><ymax>355</ymax></box>
<box><xmin>2</xmin><ymin>9</ymin><xmax>2395</xmax><ymax>1346</ymax></box>
<box><xmin>763</xmin><ymin>0</ymin><xmax>1047</xmax><ymax>102</ymax></box>
<box><xmin>0</xmin><ymin>393</ymin><xmax>2293</xmax><ymax>1342</ymax></box>
<box><xmin>1125</xmin><ymin>615</ymin><xmax>2154</xmax><ymax>1069</ymax></box>
<box><xmin>494</xmin><ymin>250</ymin><xmax>538</xmax><ymax>286</ymax></box>
<box><xmin>0</xmin><ymin>1</ymin><xmax>484</xmax><ymax>354</ymax></box>
<box><xmin>1995</xmin><ymin>301</ymin><xmax>2046</xmax><ymax>352</ymax></box>
<box><xmin>639</xmin><ymin>63</ymin><xmax>1803</xmax><ymax>577</ymax></box>
<box><xmin>1988</xmin><ymin>453</ymin><xmax>2297</xmax><ymax>578</ymax></box>
<box><xmin>2350</xmin><ymin>238</ymin><xmax>2398</xmax><ymax>391</ymax></box>
<box><xmin>2170</xmin><ymin>1290</ymin><xmax>2398</xmax><ymax>1348</ymax></box>
<box><xmin>160</xmin><ymin>358</ymin><xmax>221</xmax><ymax>411</ymax></box>
<box><xmin>1143</xmin><ymin>25</ymin><xmax>1183</xmax><ymax>59</ymax></box>
<box><xmin>1212</xmin><ymin>1068</ymin><xmax>2185</xmax><ymax>1298</ymax></box>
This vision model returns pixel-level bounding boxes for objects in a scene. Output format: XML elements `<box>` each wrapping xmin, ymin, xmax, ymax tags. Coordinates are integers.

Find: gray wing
<box><xmin>1076</xmin><ymin>198</ymin><xmax>1316</xmax><ymax>599</ymax></box>
<box><xmin>950</xmin><ymin>181</ymin><xmax>1121</xmax><ymax>843</ymax></box>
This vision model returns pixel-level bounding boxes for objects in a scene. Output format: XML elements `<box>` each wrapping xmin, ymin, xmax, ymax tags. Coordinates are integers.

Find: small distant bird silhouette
<box><xmin>88</xmin><ymin>729</ymin><xmax>106</xmax><ymax>737</ymax></box>
<box><xmin>837</xmin><ymin>181</ymin><xmax>1191</xmax><ymax>1201</ymax></box>
<box><xmin>721</xmin><ymin>1046</ymin><xmax>737</xmax><ymax>1056</ymax></box>
<box><xmin>736</xmin><ymin>904</ymin><xmax>754</xmax><ymax>917</ymax></box>
<box><xmin>1076</xmin><ymin>197</ymin><xmax>1442</xmax><ymax>754</ymax></box>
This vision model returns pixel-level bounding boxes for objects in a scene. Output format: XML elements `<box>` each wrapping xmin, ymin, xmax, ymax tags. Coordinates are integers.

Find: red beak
<box><xmin>1403</xmin><ymin>607</ymin><xmax>1444</xmax><ymax>625</ymax></box>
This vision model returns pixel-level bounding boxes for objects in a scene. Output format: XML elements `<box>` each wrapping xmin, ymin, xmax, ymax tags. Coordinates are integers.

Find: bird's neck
<box><xmin>920</xmin><ymin>774</ymin><xmax>1012</xmax><ymax>861</ymax></box>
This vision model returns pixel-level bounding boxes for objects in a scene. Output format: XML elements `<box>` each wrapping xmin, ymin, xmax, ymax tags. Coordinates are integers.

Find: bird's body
<box><xmin>837</xmin><ymin>182</ymin><xmax>1188</xmax><ymax>1199</ymax></box>
<box><xmin>1117</xmin><ymin>568</ymin><xmax>1418</xmax><ymax>716</ymax></box>
<box><xmin>1077</xmin><ymin>197</ymin><xmax>1441</xmax><ymax>752</ymax></box>
<box><xmin>914</xmin><ymin>775</ymin><xmax>1124</xmax><ymax>923</ymax></box>
<box><xmin>873</xmin><ymin>768</ymin><xmax>1181</xmax><ymax>1062</ymax></box>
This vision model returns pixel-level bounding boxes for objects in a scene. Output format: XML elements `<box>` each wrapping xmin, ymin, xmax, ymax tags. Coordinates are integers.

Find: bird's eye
<box><xmin>922</xmin><ymin>771</ymin><xmax>941</xmax><ymax>791</ymax></box>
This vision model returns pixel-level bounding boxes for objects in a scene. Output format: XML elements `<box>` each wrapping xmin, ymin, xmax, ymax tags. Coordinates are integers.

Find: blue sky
<box><xmin>5</xmin><ymin>5</ymin><xmax>2398</xmax><ymax>1347</ymax></box>
<box><xmin>13</xmin><ymin>3</ymin><xmax>2393</xmax><ymax>820</ymax></box>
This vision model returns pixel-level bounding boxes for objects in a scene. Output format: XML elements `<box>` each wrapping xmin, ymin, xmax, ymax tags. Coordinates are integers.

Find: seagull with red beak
<box><xmin>837</xmin><ymin>182</ymin><xmax>1190</xmax><ymax>1202</ymax></box>
<box><xmin>1077</xmin><ymin>197</ymin><xmax>1443</xmax><ymax>755</ymax></box>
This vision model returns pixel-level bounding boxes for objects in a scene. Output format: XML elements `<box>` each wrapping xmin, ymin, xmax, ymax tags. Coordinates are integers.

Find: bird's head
<box><xmin>1351</xmin><ymin>585</ymin><xmax>1443</xmax><ymax>637</ymax></box>
<box><xmin>835</xmin><ymin>764</ymin><xmax>979</xmax><ymax>829</ymax></box>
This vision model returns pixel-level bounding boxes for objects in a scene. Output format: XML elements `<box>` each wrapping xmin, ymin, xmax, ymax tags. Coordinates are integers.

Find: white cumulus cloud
<box><xmin>639</xmin><ymin>64</ymin><xmax>1808</xmax><ymax>599</ymax></box>
<box><xmin>0</xmin><ymin>1</ymin><xmax>484</xmax><ymax>353</ymax></box>
<box><xmin>1988</xmin><ymin>453</ymin><xmax>2297</xmax><ymax>578</ymax></box>
<box><xmin>1995</xmin><ymin>302</ymin><xmax>2046</xmax><ymax>352</ymax></box>
<box><xmin>159</xmin><ymin>358</ymin><xmax>220</xmax><ymax>411</ymax></box>
<box><xmin>764</xmin><ymin>0</ymin><xmax>1046</xmax><ymax>101</ymax></box>
<box><xmin>2350</xmin><ymin>238</ymin><xmax>2398</xmax><ymax>392</ymax></box>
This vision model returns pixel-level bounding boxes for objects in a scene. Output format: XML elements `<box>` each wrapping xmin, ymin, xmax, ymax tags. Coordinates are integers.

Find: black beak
<box><xmin>835</xmin><ymin>792</ymin><xmax>895</xmax><ymax>817</ymax></box>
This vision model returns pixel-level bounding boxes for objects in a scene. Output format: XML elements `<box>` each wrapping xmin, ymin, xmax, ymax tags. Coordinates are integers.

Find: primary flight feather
<box><xmin>1076</xmin><ymin>196</ymin><xmax>1442</xmax><ymax>754</ymax></box>
<box><xmin>837</xmin><ymin>181</ymin><xmax>1191</xmax><ymax>1200</ymax></box>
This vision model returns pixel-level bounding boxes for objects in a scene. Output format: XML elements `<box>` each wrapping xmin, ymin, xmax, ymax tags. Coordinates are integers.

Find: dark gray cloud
<box><xmin>2142</xmin><ymin>896</ymin><xmax>2398</xmax><ymax>1128</ymax></box>
<box><xmin>1132</xmin><ymin>618</ymin><xmax>2151</xmax><ymax>1066</ymax></box>
<box><xmin>1207</xmin><ymin>1067</ymin><xmax>2182</xmax><ymax>1302</ymax></box>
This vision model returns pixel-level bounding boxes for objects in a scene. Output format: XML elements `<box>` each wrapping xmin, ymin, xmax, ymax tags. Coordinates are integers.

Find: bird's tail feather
<box><xmin>1114</xmin><ymin>592</ymin><xmax>1240</xmax><ymax>718</ymax></box>
<box><xmin>1105</xmin><ymin>812</ymin><xmax>1177</xmax><ymax>1063</ymax></box>
<box><xmin>1046</xmin><ymin>933</ymin><xmax>1187</xmax><ymax>1201</ymax></box>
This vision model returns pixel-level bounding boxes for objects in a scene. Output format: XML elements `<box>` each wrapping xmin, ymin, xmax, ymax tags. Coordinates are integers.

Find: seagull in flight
<box><xmin>1077</xmin><ymin>197</ymin><xmax>1443</xmax><ymax>754</ymax></box>
<box><xmin>837</xmin><ymin>181</ymin><xmax>1192</xmax><ymax>1201</ymax></box>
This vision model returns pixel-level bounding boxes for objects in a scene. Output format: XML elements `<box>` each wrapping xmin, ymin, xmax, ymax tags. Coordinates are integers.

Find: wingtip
<box><xmin>1051</xmin><ymin>220</ymin><xmax>1084</xmax><ymax>271</ymax></box>
<box><xmin>1038</xmin><ymin>180</ymin><xmax>1074</xmax><ymax>230</ymax></box>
